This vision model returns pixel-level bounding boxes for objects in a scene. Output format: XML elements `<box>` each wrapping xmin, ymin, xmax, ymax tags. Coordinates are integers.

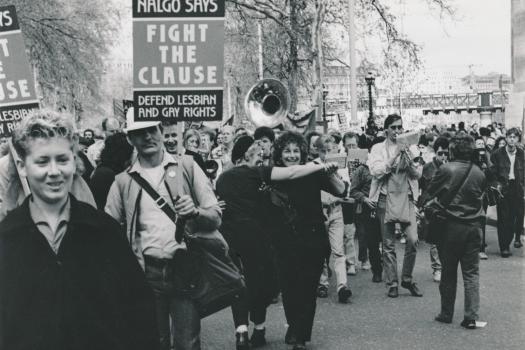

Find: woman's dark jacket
<box><xmin>0</xmin><ymin>196</ymin><xmax>159</xmax><ymax>350</ymax></box>
<box><xmin>89</xmin><ymin>165</ymin><xmax>117</xmax><ymax>209</ymax></box>
<box><xmin>349</xmin><ymin>163</ymin><xmax>373</xmax><ymax>216</ymax></box>
<box><xmin>216</xmin><ymin>165</ymin><xmax>278</xmax><ymax>303</ymax></box>
<box><xmin>185</xmin><ymin>149</ymin><xmax>208</xmax><ymax>175</ymax></box>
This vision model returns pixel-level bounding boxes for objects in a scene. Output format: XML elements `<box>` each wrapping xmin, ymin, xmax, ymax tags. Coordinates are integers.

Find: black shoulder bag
<box><xmin>423</xmin><ymin>162</ymin><xmax>473</xmax><ymax>244</ymax></box>
<box><xmin>129</xmin><ymin>171</ymin><xmax>245</xmax><ymax>319</ymax></box>
<box><xmin>257</xmin><ymin>167</ymin><xmax>298</xmax><ymax>226</ymax></box>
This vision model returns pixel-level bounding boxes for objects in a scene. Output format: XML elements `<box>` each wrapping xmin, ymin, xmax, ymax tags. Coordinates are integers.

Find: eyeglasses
<box><xmin>437</xmin><ymin>151</ymin><xmax>449</xmax><ymax>156</ymax></box>
<box><xmin>389</xmin><ymin>125</ymin><xmax>403</xmax><ymax>130</ymax></box>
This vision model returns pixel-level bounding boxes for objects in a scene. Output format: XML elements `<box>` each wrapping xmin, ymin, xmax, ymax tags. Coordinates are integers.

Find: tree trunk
<box><xmin>288</xmin><ymin>0</ymin><xmax>299</xmax><ymax>112</ymax></box>
<box><xmin>311</xmin><ymin>0</ymin><xmax>324</xmax><ymax>126</ymax></box>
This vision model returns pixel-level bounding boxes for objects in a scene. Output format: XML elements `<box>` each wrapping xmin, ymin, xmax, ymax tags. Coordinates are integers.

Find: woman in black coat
<box><xmin>0</xmin><ymin>111</ymin><xmax>159</xmax><ymax>350</ymax></box>
<box><xmin>268</xmin><ymin>132</ymin><xmax>346</xmax><ymax>350</ymax></box>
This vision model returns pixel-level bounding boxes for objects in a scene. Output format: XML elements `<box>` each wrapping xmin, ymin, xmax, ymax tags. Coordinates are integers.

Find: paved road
<box><xmin>200</xmin><ymin>225</ymin><xmax>525</xmax><ymax>350</ymax></box>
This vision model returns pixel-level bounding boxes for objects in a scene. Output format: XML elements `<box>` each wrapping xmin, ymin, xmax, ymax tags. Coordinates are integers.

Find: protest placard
<box><xmin>325</xmin><ymin>154</ymin><xmax>348</xmax><ymax>169</ymax></box>
<box><xmin>397</xmin><ymin>130</ymin><xmax>421</xmax><ymax>146</ymax></box>
<box><xmin>132</xmin><ymin>0</ymin><xmax>225</xmax><ymax>122</ymax></box>
<box><xmin>0</xmin><ymin>5</ymin><xmax>39</xmax><ymax>137</ymax></box>
<box><xmin>346</xmin><ymin>149</ymin><xmax>368</xmax><ymax>163</ymax></box>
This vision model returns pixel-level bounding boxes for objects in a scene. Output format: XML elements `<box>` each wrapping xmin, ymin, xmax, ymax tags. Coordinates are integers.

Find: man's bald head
<box><xmin>102</xmin><ymin>118</ymin><xmax>120</xmax><ymax>138</ymax></box>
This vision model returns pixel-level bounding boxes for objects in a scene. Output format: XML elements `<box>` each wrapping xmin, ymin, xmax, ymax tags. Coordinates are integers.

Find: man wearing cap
<box><xmin>105</xmin><ymin>108</ymin><xmax>221</xmax><ymax>350</ymax></box>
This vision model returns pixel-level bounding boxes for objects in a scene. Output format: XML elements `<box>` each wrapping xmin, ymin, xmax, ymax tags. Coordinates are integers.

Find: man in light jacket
<box><xmin>367</xmin><ymin>114</ymin><xmax>422</xmax><ymax>298</ymax></box>
<box><xmin>105</xmin><ymin>109</ymin><xmax>221</xmax><ymax>350</ymax></box>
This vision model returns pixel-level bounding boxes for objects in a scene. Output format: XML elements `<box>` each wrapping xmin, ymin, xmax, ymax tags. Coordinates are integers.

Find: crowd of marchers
<box><xmin>0</xmin><ymin>109</ymin><xmax>523</xmax><ymax>350</ymax></box>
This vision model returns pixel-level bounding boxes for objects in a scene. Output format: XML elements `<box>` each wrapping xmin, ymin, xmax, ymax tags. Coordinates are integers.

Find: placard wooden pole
<box><xmin>176</xmin><ymin>122</ymin><xmax>185</xmax><ymax>196</ymax></box>
<box><xmin>8</xmin><ymin>139</ymin><xmax>30</xmax><ymax>196</ymax></box>
<box><xmin>348</xmin><ymin>0</ymin><xmax>357</xmax><ymax>123</ymax></box>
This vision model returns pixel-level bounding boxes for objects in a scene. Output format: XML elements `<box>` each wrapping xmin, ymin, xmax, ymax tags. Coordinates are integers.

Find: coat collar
<box><xmin>1</xmin><ymin>195</ymin><xmax>99</xmax><ymax>234</ymax></box>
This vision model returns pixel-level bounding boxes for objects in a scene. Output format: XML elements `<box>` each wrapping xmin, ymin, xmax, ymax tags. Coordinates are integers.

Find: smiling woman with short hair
<box><xmin>0</xmin><ymin>110</ymin><xmax>159</xmax><ymax>350</ymax></box>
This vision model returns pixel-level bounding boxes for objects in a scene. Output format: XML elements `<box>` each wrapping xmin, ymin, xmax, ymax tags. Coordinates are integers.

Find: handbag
<box><xmin>384</xmin><ymin>169</ymin><xmax>411</xmax><ymax>224</ymax></box>
<box><xmin>129</xmin><ymin>170</ymin><xmax>246</xmax><ymax>319</ymax></box>
<box><xmin>423</xmin><ymin>162</ymin><xmax>473</xmax><ymax>244</ymax></box>
<box><xmin>257</xmin><ymin>167</ymin><xmax>297</xmax><ymax>225</ymax></box>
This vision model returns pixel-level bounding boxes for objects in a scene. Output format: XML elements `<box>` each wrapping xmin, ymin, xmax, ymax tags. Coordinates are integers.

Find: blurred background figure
<box><xmin>89</xmin><ymin>132</ymin><xmax>133</xmax><ymax>209</ymax></box>
<box><xmin>86</xmin><ymin>117</ymin><xmax>121</xmax><ymax>167</ymax></box>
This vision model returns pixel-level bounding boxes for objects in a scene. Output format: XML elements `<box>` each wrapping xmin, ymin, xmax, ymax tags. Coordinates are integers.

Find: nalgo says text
<box><xmin>136</xmin><ymin>0</ymin><xmax>219</xmax><ymax>14</ymax></box>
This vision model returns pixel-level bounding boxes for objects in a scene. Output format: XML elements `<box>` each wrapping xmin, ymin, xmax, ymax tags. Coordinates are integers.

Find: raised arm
<box><xmin>320</xmin><ymin>171</ymin><xmax>347</xmax><ymax>198</ymax></box>
<box><xmin>270</xmin><ymin>162</ymin><xmax>336</xmax><ymax>181</ymax></box>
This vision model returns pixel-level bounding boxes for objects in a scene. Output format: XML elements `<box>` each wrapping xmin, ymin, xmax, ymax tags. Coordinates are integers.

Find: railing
<box><xmin>356</xmin><ymin>91</ymin><xmax>509</xmax><ymax>112</ymax></box>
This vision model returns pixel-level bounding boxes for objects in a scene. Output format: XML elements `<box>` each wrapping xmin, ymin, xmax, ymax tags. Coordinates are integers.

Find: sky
<box><xmin>395</xmin><ymin>0</ymin><xmax>511</xmax><ymax>76</ymax></box>
<box><xmin>113</xmin><ymin>0</ymin><xmax>512</xmax><ymax>77</ymax></box>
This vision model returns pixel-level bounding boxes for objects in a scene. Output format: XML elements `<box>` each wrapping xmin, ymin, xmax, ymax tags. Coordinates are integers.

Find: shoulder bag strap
<box><xmin>440</xmin><ymin>162</ymin><xmax>474</xmax><ymax>208</ymax></box>
<box><xmin>129</xmin><ymin>172</ymin><xmax>177</xmax><ymax>223</ymax></box>
<box><xmin>256</xmin><ymin>166</ymin><xmax>268</xmax><ymax>186</ymax></box>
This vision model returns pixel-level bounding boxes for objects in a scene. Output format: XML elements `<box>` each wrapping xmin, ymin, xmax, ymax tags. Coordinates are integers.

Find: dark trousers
<box><xmin>144</xmin><ymin>259</ymin><xmax>201</xmax><ymax>350</ymax></box>
<box><xmin>276</xmin><ymin>230</ymin><xmax>327</xmax><ymax>344</ymax></box>
<box><xmin>230</xmin><ymin>250</ymin><xmax>269</xmax><ymax>328</ymax></box>
<box><xmin>437</xmin><ymin>221</ymin><xmax>481</xmax><ymax>321</ymax></box>
<box><xmin>355</xmin><ymin>219</ymin><xmax>368</xmax><ymax>263</ymax></box>
<box><xmin>496</xmin><ymin>180</ymin><xmax>525</xmax><ymax>251</ymax></box>
<box><xmin>480</xmin><ymin>199</ymin><xmax>488</xmax><ymax>252</ymax></box>
<box><xmin>356</xmin><ymin>212</ymin><xmax>382</xmax><ymax>276</ymax></box>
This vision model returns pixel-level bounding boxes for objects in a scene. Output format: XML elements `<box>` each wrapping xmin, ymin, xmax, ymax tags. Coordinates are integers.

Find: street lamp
<box><xmin>365</xmin><ymin>72</ymin><xmax>375</xmax><ymax>124</ymax></box>
<box><xmin>322</xmin><ymin>84</ymin><xmax>329</xmax><ymax>133</ymax></box>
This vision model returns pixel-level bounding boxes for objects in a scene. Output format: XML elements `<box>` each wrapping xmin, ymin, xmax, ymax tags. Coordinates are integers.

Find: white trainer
<box><xmin>433</xmin><ymin>270</ymin><xmax>441</xmax><ymax>283</ymax></box>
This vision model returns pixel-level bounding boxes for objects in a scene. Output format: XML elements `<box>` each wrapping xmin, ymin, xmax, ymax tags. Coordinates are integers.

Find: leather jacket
<box><xmin>423</xmin><ymin>160</ymin><xmax>487</xmax><ymax>223</ymax></box>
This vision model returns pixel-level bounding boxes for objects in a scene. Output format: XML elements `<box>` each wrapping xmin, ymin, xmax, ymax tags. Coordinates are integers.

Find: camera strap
<box><xmin>440</xmin><ymin>162</ymin><xmax>473</xmax><ymax>208</ymax></box>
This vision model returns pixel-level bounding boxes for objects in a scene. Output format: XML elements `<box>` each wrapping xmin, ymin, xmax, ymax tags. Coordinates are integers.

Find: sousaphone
<box><xmin>245</xmin><ymin>79</ymin><xmax>290</xmax><ymax>128</ymax></box>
